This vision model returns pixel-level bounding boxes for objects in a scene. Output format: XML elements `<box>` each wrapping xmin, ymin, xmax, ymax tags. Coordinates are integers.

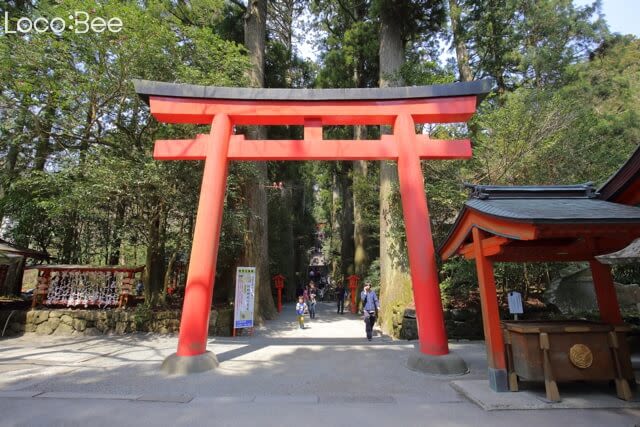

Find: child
<box><xmin>296</xmin><ymin>296</ymin><xmax>308</xmax><ymax>329</ymax></box>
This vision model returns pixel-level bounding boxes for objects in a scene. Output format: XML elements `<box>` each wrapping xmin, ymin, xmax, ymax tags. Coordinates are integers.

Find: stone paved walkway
<box><xmin>0</xmin><ymin>302</ymin><xmax>638</xmax><ymax>426</ymax></box>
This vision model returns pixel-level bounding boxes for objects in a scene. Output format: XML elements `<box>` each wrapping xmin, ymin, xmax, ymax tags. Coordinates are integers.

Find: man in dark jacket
<box><xmin>360</xmin><ymin>282</ymin><xmax>380</xmax><ymax>341</ymax></box>
<box><xmin>336</xmin><ymin>281</ymin><xmax>346</xmax><ymax>314</ymax></box>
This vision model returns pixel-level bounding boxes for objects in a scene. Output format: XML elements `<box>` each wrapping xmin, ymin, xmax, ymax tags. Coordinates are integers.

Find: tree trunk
<box><xmin>378</xmin><ymin>2</ymin><xmax>412</xmax><ymax>335</ymax></box>
<box><xmin>108</xmin><ymin>199</ymin><xmax>126</xmax><ymax>265</ymax></box>
<box><xmin>238</xmin><ymin>159</ymin><xmax>275</xmax><ymax>321</ymax></box>
<box><xmin>60</xmin><ymin>215</ymin><xmax>79</xmax><ymax>264</ymax></box>
<box><xmin>164</xmin><ymin>251</ymin><xmax>178</xmax><ymax>294</ymax></box>
<box><xmin>283</xmin><ymin>186</ymin><xmax>296</xmax><ymax>300</ymax></box>
<box><xmin>449</xmin><ymin>0</ymin><xmax>473</xmax><ymax>82</ymax></box>
<box><xmin>145</xmin><ymin>204</ymin><xmax>166</xmax><ymax>306</ymax></box>
<box><xmin>33</xmin><ymin>102</ymin><xmax>55</xmax><ymax>171</ymax></box>
<box><xmin>340</xmin><ymin>161</ymin><xmax>355</xmax><ymax>278</ymax></box>
<box><xmin>244</xmin><ymin>0</ymin><xmax>276</xmax><ymax>321</ymax></box>
<box><xmin>245</xmin><ymin>0</ymin><xmax>267</xmax><ymax>87</ymax></box>
<box><xmin>330</xmin><ymin>164</ymin><xmax>341</xmax><ymax>278</ymax></box>
<box><xmin>353</xmin><ymin>126</ymin><xmax>368</xmax><ymax>277</ymax></box>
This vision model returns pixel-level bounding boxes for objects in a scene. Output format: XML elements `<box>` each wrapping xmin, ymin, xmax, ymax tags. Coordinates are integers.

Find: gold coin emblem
<box><xmin>569</xmin><ymin>344</ymin><xmax>593</xmax><ymax>369</ymax></box>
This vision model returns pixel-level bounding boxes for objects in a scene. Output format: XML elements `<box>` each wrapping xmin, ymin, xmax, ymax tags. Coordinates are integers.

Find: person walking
<box><xmin>336</xmin><ymin>281</ymin><xmax>346</xmax><ymax>314</ymax></box>
<box><xmin>308</xmin><ymin>282</ymin><xmax>318</xmax><ymax>319</ymax></box>
<box><xmin>360</xmin><ymin>282</ymin><xmax>380</xmax><ymax>341</ymax></box>
<box><xmin>296</xmin><ymin>296</ymin><xmax>308</xmax><ymax>329</ymax></box>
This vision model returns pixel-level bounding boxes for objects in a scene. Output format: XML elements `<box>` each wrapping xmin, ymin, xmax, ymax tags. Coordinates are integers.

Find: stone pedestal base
<box><xmin>161</xmin><ymin>351</ymin><xmax>219</xmax><ymax>375</ymax></box>
<box><xmin>407</xmin><ymin>349</ymin><xmax>468</xmax><ymax>376</ymax></box>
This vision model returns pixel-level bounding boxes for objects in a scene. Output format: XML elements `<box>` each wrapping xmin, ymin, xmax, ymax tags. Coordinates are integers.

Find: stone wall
<box><xmin>0</xmin><ymin>308</ymin><xmax>235</xmax><ymax>337</ymax></box>
<box><xmin>392</xmin><ymin>306</ymin><xmax>484</xmax><ymax>341</ymax></box>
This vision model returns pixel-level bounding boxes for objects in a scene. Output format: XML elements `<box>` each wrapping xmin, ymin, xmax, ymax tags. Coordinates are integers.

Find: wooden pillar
<box><xmin>589</xmin><ymin>259</ymin><xmax>623</xmax><ymax>325</ymax></box>
<box><xmin>472</xmin><ymin>227</ymin><xmax>508</xmax><ymax>391</ymax></box>
<box><xmin>176</xmin><ymin>114</ymin><xmax>232</xmax><ymax>357</ymax></box>
<box><xmin>395</xmin><ymin>114</ymin><xmax>449</xmax><ymax>356</ymax></box>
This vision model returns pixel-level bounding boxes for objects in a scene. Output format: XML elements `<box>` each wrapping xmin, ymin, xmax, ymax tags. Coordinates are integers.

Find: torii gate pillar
<box><xmin>134</xmin><ymin>79</ymin><xmax>492</xmax><ymax>375</ymax></box>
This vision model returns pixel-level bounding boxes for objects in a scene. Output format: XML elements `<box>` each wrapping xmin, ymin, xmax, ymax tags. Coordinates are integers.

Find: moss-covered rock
<box><xmin>53</xmin><ymin>323</ymin><xmax>74</xmax><ymax>335</ymax></box>
<box><xmin>35</xmin><ymin>322</ymin><xmax>53</xmax><ymax>335</ymax></box>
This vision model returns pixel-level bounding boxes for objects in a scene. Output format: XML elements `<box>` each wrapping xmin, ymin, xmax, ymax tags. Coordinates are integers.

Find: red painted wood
<box><xmin>396</xmin><ymin>114</ymin><xmax>449</xmax><ymax>355</ymax></box>
<box><xmin>589</xmin><ymin>260</ymin><xmax>624</xmax><ymax>325</ymax></box>
<box><xmin>440</xmin><ymin>208</ymin><xmax>640</xmax><ymax>262</ymax></box>
<box><xmin>176</xmin><ymin>114</ymin><xmax>232</xmax><ymax>357</ymax></box>
<box><xmin>472</xmin><ymin>227</ymin><xmax>506</xmax><ymax>370</ymax></box>
<box><xmin>273</xmin><ymin>274</ymin><xmax>285</xmax><ymax>313</ymax></box>
<box><xmin>615</xmin><ymin>179</ymin><xmax>640</xmax><ymax>205</ymax></box>
<box><xmin>154</xmin><ymin>135</ymin><xmax>471</xmax><ymax>161</ymax></box>
<box><xmin>148</xmin><ymin>96</ymin><xmax>478</xmax><ymax>125</ymax></box>
<box><xmin>26</xmin><ymin>266</ymin><xmax>144</xmax><ymax>273</ymax></box>
<box><xmin>440</xmin><ymin>210</ymin><xmax>538</xmax><ymax>261</ymax></box>
<box><xmin>460</xmin><ymin>236</ymin><xmax>508</xmax><ymax>259</ymax></box>
<box><xmin>149</xmin><ymin>93</ymin><xmax>483</xmax><ymax>360</ymax></box>
<box><xmin>304</xmin><ymin>118</ymin><xmax>323</xmax><ymax>140</ymax></box>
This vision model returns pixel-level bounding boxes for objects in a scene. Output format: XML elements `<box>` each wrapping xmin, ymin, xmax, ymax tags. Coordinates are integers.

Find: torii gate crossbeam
<box><xmin>133</xmin><ymin>79</ymin><xmax>493</xmax><ymax>373</ymax></box>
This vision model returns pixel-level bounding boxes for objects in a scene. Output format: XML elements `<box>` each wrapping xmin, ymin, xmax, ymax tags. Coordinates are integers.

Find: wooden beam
<box><xmin>440</xmin><ymin>211</ymin><xmax>537</xmax><ymax>261</ymax></box>
<box><xmin>154</xmin><ymin>135</ymin><xmax>208</xmax><ymax>160</ymax></box>
<box><xmin>459</xmin><ymin>236</ymin><xmax>508</xmax><ymax>259</ymax></box>
<box><xmin>472</xmin><ymin>227</ymin><xmax>508</xmax><ymax>392</ymax></box>
<box><xmin>589</xmin><ymin>259</ymin><xmax>623</xmax><ymax>325</ymax></box>
<box><xmin>153</xmin><ymin>135</ymin><xmax>472</xmax><ymax>161</ymax></box>
<box><xmin>148</xmin><ymin>95</ymin><xmax>479</xmax><ymax>126</ymax></box>
<box><xmin>472</xmin><ymin>228</ymin><xmax>507</xmax><ymax>371</ymax></box>
<box><xmin>304</xmin><ymin>118</ymin><xmax>323</xmax><ymax>140</ymax></box>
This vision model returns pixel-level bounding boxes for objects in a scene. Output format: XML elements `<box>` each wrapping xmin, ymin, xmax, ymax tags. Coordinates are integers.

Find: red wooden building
<box><xmin>438</xmin><ymin>147</ymin><xmax>640</xmax><ymax>392</ymax></box>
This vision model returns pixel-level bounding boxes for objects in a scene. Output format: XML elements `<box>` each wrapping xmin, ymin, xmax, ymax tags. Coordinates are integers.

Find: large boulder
<box><xmin>545</xmin><ymin>264</ymin><xmax>640</xmax><ymax>314</ymax></box>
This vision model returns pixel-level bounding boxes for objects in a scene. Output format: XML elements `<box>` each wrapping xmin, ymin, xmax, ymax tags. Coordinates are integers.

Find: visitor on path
<box><xmin>360</xmin><ymin>282</ymin><xmax>380</xmax><ymax>341</ymax></box>
<box><xmin>296</xmin><ymin>296</ymin><xmax>308</xmax><ymax>329</ymax></box>
<box><xmin>336</xmin><ymin>281</ymin><xmax>346</xmax><ymax>314</ymax></box>
<box><xmin>308</xmin><ymin>282</ymin><xmax>318</xmax><ymax>319</ymax></box>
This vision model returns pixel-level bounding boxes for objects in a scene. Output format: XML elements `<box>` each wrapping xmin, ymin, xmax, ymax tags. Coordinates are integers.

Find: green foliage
<box><xmin>372</xmin><ymin>0</ymin><xmax>447</xmax><ymax>48</ymax></box>
<box><xmin>457</xmin><ymin>0</ymin><xmax>607</xmax><ymax>90</ymax></box>
<box><xmin>470</xmin><ymin>36</ymin><xmax>640</xmax><ymax>187</ymax></box>
<box><xmin>134</xmin><ymin>302</ymin><xmax>154</xmax><ymax>329</ymax></box>
<box><xmin>439</xmin><ymin>36</ymin><xmax>640</xmax><ymax>302</ymax></box>
<box><xmin>614</xmin><ymin>264</ymin><xmax>640</xmax><ymax>285</ymax></box>
<box><xmin>0</xmin><ymin>0</ymin><xmax>251</xmax><ymax>305</ymax></box>
<box><xmin>2</xmin><ymin>0</ymin><xmax>639</xmax><ymax>313</ymax></box>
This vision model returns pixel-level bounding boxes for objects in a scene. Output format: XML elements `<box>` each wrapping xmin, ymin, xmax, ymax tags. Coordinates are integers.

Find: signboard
<box><xmin>234</xmin><ymin>267</ymin><xmax>256</xmax><ymax>329</ymax></box>
<box><xmin>508</xmin><ymin>291</ymin><xmax>523</xmax><ymax>318</ymax></box>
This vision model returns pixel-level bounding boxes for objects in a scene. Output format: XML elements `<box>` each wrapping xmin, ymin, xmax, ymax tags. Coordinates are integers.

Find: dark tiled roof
<box><xmin>462</xmin><ymin>182</ymin><xmax>640</xmax><ymax>223</ymax></box>
<box><xmin>466</xmin><ymin>183</ymin><xmax>597</xmax><ymax>199</ymax></box>
<box><xmin>465</xmin><ymin>198</ymin><xmax>640</xmax><ymax>223</ymax></box>
<box><xmin>132</xmin><ymin>79</ymin><xmax>494</xmax><ymax>104</ymax></box>
<box><xmin>0</xmin><ymin>238</ymin><xmax>49</xmax><ymax>259</ymax></box>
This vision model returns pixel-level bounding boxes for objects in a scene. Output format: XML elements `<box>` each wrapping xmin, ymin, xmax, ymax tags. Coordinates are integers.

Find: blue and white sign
<box><xmin>234</xmin><ymin>267</ymin><xmax>256</xmax><ymax>329</ymax></box>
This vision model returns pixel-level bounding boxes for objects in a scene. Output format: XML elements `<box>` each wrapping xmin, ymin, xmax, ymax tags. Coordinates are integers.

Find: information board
<box><xmin>234</xmin><ymin>267</ymin><xmax>256</xmax><ymax>329</ymax></box>
<box><xmin>508</xmin><ymin>291</ymin><xmax>523</xmax><ymax>314</ymax></box>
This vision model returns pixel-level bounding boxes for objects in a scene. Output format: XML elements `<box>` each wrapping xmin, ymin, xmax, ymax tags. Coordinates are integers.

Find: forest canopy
<box><xmin>1</xmin><ymin>0</ymin><xmax>638</xmax><ymax>326</ymax></box>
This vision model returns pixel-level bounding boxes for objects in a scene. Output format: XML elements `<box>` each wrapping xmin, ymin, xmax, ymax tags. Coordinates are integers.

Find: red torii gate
<box><xmin>133</xmin><ymin>79</ymin><xmax>492</xmax><ymax>373</ymax></box>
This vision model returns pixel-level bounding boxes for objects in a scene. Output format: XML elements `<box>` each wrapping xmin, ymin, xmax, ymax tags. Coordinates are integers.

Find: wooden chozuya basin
<box><xmin>502</xmin><ymin>320</ymin><xmax>635</xmax><ymax>402</ymax></box>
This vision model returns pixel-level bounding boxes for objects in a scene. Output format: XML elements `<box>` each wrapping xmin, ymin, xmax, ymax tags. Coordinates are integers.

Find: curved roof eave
<box><xmin>132</xmin><ymin>78</ymin><xmax>495</xmax><ymax>104</ymax></box>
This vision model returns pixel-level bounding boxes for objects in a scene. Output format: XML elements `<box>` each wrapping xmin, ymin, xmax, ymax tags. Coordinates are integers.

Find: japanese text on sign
<box><xmin>234</xmin><ymin>267</ymin><xmax>256</xmax><ymax>329</ymax></box>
